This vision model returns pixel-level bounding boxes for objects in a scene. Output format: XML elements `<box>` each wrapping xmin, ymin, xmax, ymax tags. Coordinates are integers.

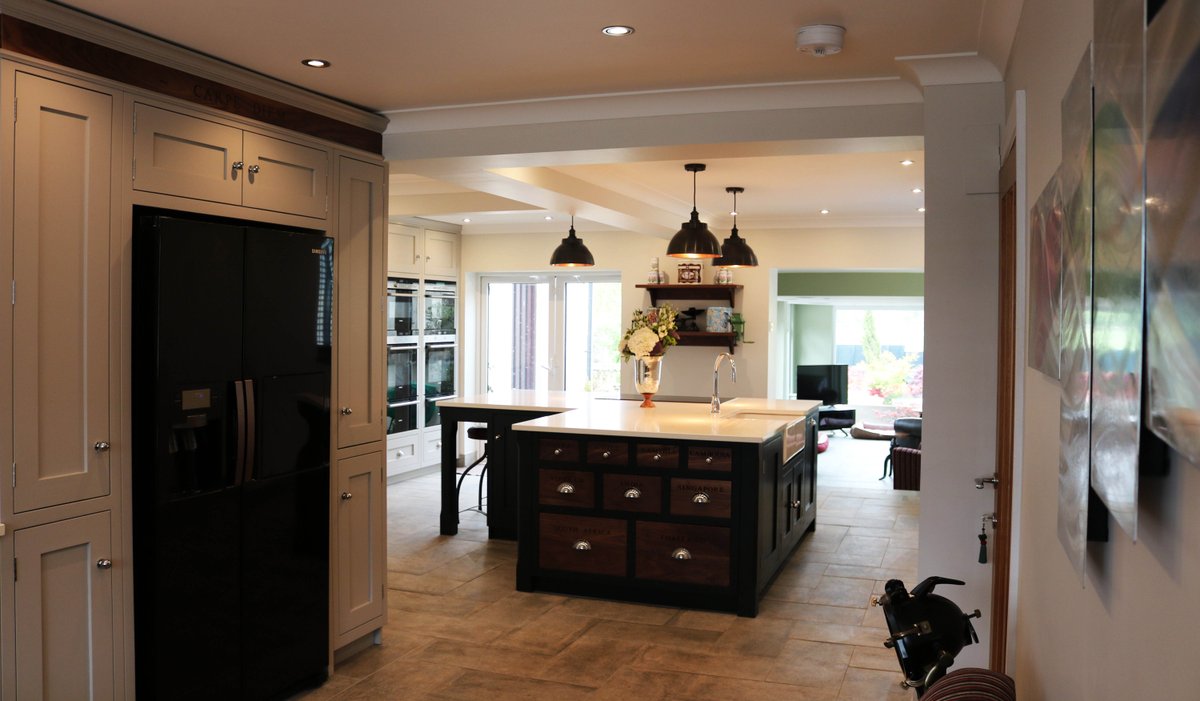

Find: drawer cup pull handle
<box><xmin>692</xmin><ymin>492</ymin><xmax>710</xmax><ymax>504</ymax></box>
<box><xmin>704</xmin><ymin>456</ymin><xmax>714</xmax><ymax>464</ymax></box>
<box><xmin>556</xmin><ymin>482</ymin><xmax>575</xmax><ymax>494</ymax></box>
<box><xmin>553</xmin><ymin>448</ymin><xmax>563</xmax><ymax>456</ymax></box>
<box><xmin>624</xmin><ymin>487</ymin><xmax>641</xmax><ymax>500</ymax></box>
<box><xmin>653</xmin><ymin>453</ymin><xmax>662</xmax><ymax>462</ymax></box>
<box><xmin>601</xmin><ymin>450</ymin><xmax>611</xmax><ymax>459</ymax></box>
<box><xmin>671</xmin><ymin>548</ymin><xmax>692</xmax><ymax>560</ymax></box>
<box><xmin>573</xmin><ymin>540</ymin><xmax>592</xmax><ymax>551</ymax></box>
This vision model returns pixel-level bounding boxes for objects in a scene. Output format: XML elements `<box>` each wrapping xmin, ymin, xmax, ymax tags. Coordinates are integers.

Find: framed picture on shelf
<box><xmin>677</xmin><ymin>263</ymin><xmax>702</xmax><ymax>284</ymax></box>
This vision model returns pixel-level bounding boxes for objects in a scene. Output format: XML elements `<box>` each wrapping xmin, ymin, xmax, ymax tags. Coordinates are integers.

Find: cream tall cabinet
<box><xmin>1</xmin><ymin>68</ymin><xmax>125</xmax><ymax>699</ymax></box>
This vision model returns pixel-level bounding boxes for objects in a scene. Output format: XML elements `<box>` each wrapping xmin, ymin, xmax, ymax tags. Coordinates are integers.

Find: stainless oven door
<box><xmin>387</xmin><ymin>344</ymin><xmax>419</xmax><ymax>402</ymax></box>
<box><xmin>387</xmin><ymin>278</ymin><xmax>419</xmax><ymax>343</ymax></box>
<box><xmin>423</xmin><ymin>281</ymin><xmax>457</xmax><ymax>341</ymax></box>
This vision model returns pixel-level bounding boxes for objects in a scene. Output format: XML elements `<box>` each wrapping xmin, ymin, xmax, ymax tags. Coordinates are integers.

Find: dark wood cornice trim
<box><xmin>0</xmin><ymin>14</ymin><xmax>382</xmax><ymax>154</ymax></box>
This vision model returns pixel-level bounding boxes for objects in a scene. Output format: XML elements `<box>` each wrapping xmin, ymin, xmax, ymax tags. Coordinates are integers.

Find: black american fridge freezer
<box><xmin>132</xmin><ymin>209</ymin><xmax>332</xmax><ymax>700</ymax></box>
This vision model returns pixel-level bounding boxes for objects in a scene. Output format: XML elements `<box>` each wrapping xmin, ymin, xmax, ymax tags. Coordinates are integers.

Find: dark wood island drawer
<box><xmin>635</xmin><ymin>522</ymin><xmax>730</xmax><ymax>586</ymax></box>
<box><xmin>687</xmin><ymin>446</ymin><xmax>732</xmax><ymax>471</ymax></box>
<box><xmin>538</xmin><ymin>469</ymin><xmax>594</xmax><ymax>508</ymax></box>
<box><xmin>539</xmin><ymin>438</ymin><xmax>579</xmax><ymax>463</ymax></box>
<box><xmin>587</xmin><ymin>440</ymin><xmax>628</xmax><ymax>465</ymax></box>
<box><xmin>636</xmin><ymin>443</ymin><xmax>679</xmax><ymax>468</ymax></box>
<box><xmin>602</xmin><ymin>474</ymin><xmax>662</xmax><ymax>514</ymax></box>
<box><xmin>669</xmin><ymin>478</ymin><xmax>732</xmax><ymax>519</ymax></box>
<box><xmin>539</xmin><ymin>514</ymin><xmax>627</xmax><ymax>577</ymax></box>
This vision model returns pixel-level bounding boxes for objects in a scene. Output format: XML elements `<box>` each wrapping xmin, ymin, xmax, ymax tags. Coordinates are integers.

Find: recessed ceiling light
<box><xmin>545</xmin><ymin>215</ymin><xmax>553</xmax><ymax>221</ymax></box>
<box><xmin>900</xmin><ymin>159</ymin><xmax>915</xmax><ymax>166</ymax></box>
<box><xmin>912</xmin><ymin>187</ymin><xmax>923</xmax><ymax>194</ymax></box>
<box><xmin>819</xmin><ymin>209</ymin><xmax>830</xmax><ymax>215</ymax></box>
<box><xmin>917</xmin><ymin>207</ymin><xmax>926</xmax><ymax>213</ymax></box>
<box><xmin>301</xmin><ymin>58</ymin><xmax>330</xmax><ymax>68</ymax></box>
<box><xmin>602</xmin><ymin>25</ymin><xmax>635</xmax><ymax>36</ymax></box>
<box><xmin>463</xmin><ymin>217</ymin><xmax>471</xmax><ymax>223</ymax></box>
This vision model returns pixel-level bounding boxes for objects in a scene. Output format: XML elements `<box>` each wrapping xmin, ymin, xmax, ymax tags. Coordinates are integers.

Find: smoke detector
<box><xmin>795</xmin><ymin>24</ymin><xmax>845</xmax><ymax>57</ymax></box>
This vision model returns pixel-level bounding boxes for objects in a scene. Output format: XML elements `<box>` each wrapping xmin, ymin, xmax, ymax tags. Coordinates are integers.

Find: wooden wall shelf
<box><xmin>675</xmin><ymin>331</ymin><xmax>738</xmax><ymax>353</ymax></box>
<box><xmin>635</xmin><ymin>284</ymin><xmax>741</xmax><ymax>307</ymax></box>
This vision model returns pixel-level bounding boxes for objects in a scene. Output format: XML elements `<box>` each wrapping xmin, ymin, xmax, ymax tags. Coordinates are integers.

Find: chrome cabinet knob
<box><xmin>341</xmin><ymin>492</ymin><xmax>353</xmax><ymax>500</ymax></box>
<box><xmin>232</xmin><ymin>161</ymin><xmax>244</xmax><ymax>171</ymax></box>
<box><xmin>340</xmin><ymin>407</ymin><xmax>353</xmax><ymax>415</ymax></box>
<box><xmin>671</xmin><ymin>548</ymin><xmax>692</xmax><ymax>560</ymax></box>
<box><xmin>247</xmin><ymin>164</ymin><xmax>260</xmax><ymax>174</ymax></box>
<box><xmin>692</xmin><ymin>492</ymin><xmax>710</xmax><ymax>504</ymax></box>
<box><xmin>601</xmin><ymin>450</ymin><xmax>612</xmax><ymax>459</ymax></box>
<box><xmin>624</xmin><ymin>487</ymin><xmax>641</xmax><ymax>500</ymax></box>
<box><xmin>790</xmin><ymin>500</ymin><xmax>803</xmax><ymax>509</ymax></box>
<box><xmin>556</xmin><ymin>482</ymin><xmax>575</xmax><ymax>494</ymax></box>
<box><xmin>573</xmin><ymin>540</ymin><xmax>591</xmax><ymax>551</ymax></box>
<box><xmin>96</xmin><ymin>559</ymin><xmax>113</xmax><ymax>570</ymax></box>
<box><xmin>553</xmin><ymin>447</ymin><xmax>563</xmax><ymax>456</ymax></box>
<box><xmin>94</xmin><ymin>441</ymin><xmax>111</xmax><ymax>452</ymax></box>
<box><xmin>652</xmin><ymin>453</ymin><xmax>662</xmax><ymax>462</ymax></box>
<box><xmin>494</xmin><ymin>434</ymin><xmax>502</xmax><ymax>441</ymax></box>
<box><xmin>704</xmin><ymin>456</ymin><xmax>714</xmax><ymax>464</ymax></box>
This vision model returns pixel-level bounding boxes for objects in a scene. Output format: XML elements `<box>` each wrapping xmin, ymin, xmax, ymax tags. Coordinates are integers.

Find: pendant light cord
<box><xmin>732</xmin><ymin>190</ymin><xmax>738</xmax><ymax>228</ymax></box>
<box><xmin>692</xmin><ymin>169</ymin><xmax>698</xmax><ymax>214</ymax></box>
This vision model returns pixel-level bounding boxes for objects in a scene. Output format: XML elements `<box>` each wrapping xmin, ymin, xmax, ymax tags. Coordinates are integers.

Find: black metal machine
<box><xmin>874</xmin><ymin>576</ymin><xmax>982</xmax><ymax>696</ymax></box>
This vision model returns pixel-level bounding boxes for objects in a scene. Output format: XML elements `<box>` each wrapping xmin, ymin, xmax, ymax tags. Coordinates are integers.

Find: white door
<box><xmin>11</xmin><ymin>72</ymin><xmax>113</xmax><ymax>512</ymax></box>
<box><xmin>335</xmin><ymin>452</ymin><xmax>386</xmax><ymax>640</ymax></box>
<box><xmin>481</xmin><ymin>275</ymin><xmax>620</xmax><ymax>393</ymax></box>
<box><xmin>387</xmin><ymin>224</ymin><xmax>422</xmax><ymax>275</ymax></box>
<box><xmin>241</xmin><ymin>131</ymin><xmax>329</xmax><ymax>219</ymax></box>
<box><xmin>14</xmin><ymin>511</ymin><xmax>116</xmax><ymax>701</ymax></box>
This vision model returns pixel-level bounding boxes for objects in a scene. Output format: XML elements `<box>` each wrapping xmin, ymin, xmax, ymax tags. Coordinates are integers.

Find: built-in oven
<box><xmin>387</xmin><ymin>343</ymin><xmax>419</xmax><ymax>435</ymax></box>
<box><xmin>423</xmin><ymin>280</ymin><xmax>457</xmax><ymax>342</ymax></box>
<box><xmin>387</xmin><ymin>277</ymin><xmax>419</xmax><ymax>344</ymax></box>
<box><xmin>424</xmin><ymin>341</ymin><xmax>456</xmax><ymax>427</ymax></box>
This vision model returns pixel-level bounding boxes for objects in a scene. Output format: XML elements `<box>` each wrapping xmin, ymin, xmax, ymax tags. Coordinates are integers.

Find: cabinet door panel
<box><xmin>423</xmin><ymin>230</ymin><xmax>459</xmax><ymax>278</ymax></box>
<box><xmin>14</xmin><ymin>511</ymin><xmax>115</xmax><ymax>700</ymax></box>
<box><xmin>336</xmin><ymin>452</ymin><xmax>386</xmax><ymax>637</ymax></box>
<box><xmin>336</xmin><ymin>157</ymin><xmax>386</xmax><ymax>448</ymax></box>
<box><xmin>132</xmin><ymin>103</ymin><xmax>242</xmax><ymax>205</ymax></box>
<box><xmin>12</xmin><ymin>72</ymin><xmax>113</xmax><ymax>512</ymax></box>
<box><xmin>242</xmin><ymin>131</ymin><xmax>329</xmax><ymax>218</ymax></box>
<box><xmin>387</xmin><ymin>224</ymin><xmax>422</xmax><ymax>275</ymax></box>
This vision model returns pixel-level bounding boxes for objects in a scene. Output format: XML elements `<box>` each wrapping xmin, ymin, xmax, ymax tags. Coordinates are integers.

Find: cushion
<box><xmin>816</xmin><ymin>433</ymin><xmax>830</xmax><ymax>453</ymax></box>
<box><xmin>922</xmin><ymin>668</ymin><xmax>1015</xmax><ymax>701</ymax></box>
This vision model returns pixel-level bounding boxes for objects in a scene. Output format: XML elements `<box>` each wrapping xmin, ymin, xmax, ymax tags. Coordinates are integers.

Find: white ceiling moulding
<box><xmin>0</xmin><ymin>0</ymin><xmax>387</xmax><ymax>132</ymax></box>
<box><xmin>383</xmin><ymin>78</ymin><xmax>923</xmax><ymax>134</ymax></box>
<box><xmin>894</xmin><ymin>52</ymin><xmax>1004</xmax><ymax>88</ymax></box>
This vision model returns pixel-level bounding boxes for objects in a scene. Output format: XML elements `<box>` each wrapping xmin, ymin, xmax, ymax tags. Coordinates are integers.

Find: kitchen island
<box><xmin>511</xmin><ymin>398</ymin><xmax>819</xmax><ymax>617</ymax></box>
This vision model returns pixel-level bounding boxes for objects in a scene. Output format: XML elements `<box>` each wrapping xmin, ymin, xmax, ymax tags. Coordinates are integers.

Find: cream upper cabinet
<box><xmin>334</xmin><ymin>451</ymin><xmax>387</xmax><ymax>645</ymax></box>
<box><xmin>133</xmin><ymin>103</ymin><xmax>329</xmax><ymax>219</ymax></box>
<box><xmin>423</xmin><ymin>229</ymin><xmax>459</xmax><ymax>278</ymax></box>
<box><xmin>387</xmin><ymin>224</ymin><xmax>422</xmax><ymax>276</ymax></box>
<box><xmin>14</xmin><ymin>511</ymin><xmax>116</xmax><ymax>701</ymax></box>
<box><xmin>9</xmin><ymin>71</ymin><xmax>113</xmax><ymax>513</ymax></box>
<box><xmin>336</xmin><ymin>156</ymin><xmax>386</xmax><ymax>449</ymax></box>
<box><xmin>386</xmin><ymin>224</ymin><xmax>458</xmax><ymax>279</ymax></box>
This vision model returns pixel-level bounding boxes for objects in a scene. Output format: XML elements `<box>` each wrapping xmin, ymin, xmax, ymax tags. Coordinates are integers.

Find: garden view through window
<box><xmin>834</xmin><ymin>308</ymin><xmax>924</xmax><ymax>413</ymax></box>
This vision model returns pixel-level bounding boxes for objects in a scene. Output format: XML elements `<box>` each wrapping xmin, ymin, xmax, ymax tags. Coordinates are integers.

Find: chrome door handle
<box><xmin>975</xmin><ymin>475</ymin><xmax>1000</xmax><ymax>489</ymax></box>
<box><xmin>341</xmin><ymin>492</ymin><xmax>353</xmax><ymax>500</ymax></box>
<box><xmin>232</xmin><ymin>161</ymin><xmax>244</xmax><ymax>175</ymax></box>
<box><xmin>247</xmin><ymin>164</ymin><xmax>260</xmax><ymax>174</ymax></box>
<box><xmin>96</xmin><ymin>559</ymin><xmax>113</xmax><ymax>570</ymax></box>
<box><xmin>340</xmin><ymin>407</ymin><xmax>353</xmax><ymax>416</ymax></box>
<box><xmin>94</xmin><ymin>441</ymin><xmax>111</xmax><ymax>452</ymax></box>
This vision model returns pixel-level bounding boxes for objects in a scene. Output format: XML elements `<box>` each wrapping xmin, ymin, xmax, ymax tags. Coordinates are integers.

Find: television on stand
<box><xmin>796</xmin><ymin>364</ymin><xmax>849</xmax><ymax>406</ymax></box>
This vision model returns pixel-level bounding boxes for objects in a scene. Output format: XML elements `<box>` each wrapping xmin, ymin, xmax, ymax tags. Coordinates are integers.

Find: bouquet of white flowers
<box><xmin>618</xmin><ymin>304</ymin><xmax>681</xmax><ymax>361</ymax></box>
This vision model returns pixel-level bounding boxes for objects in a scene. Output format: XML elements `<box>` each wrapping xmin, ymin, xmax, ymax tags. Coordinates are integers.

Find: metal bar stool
<box><xmin>456</xmin><ymin>426</ymin><xmax>488</xmax><ymax>516</ymax></box>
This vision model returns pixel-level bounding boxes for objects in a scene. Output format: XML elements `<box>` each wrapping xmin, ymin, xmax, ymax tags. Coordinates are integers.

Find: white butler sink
<box><xmin>726</xmin><ymin>411</ymin><xmax>809</xmax><ymax>462</ymax></box>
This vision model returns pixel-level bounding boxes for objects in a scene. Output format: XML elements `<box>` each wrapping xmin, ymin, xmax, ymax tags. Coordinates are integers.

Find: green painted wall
<box><xmin>777</xmin><ymin>272</ymin><xmax>924</xmax><ymax>297</ymax></box>
<box><xmin>792</xmin><ymin>305</ymin><xmax>835</xmax><ymax>365</ymax></box>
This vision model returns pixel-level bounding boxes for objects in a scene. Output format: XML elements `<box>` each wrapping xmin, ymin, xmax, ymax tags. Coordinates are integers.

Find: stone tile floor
<box><xmin>299</xmin><ymin>435</ymin><xmax>917</xmax><ymax>700</ymax></box>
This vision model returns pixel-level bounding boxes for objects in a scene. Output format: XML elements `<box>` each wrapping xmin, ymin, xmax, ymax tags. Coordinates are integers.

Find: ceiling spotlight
<box><xmin>912</xmin><ymin>187</ymin><xmax>923</xmax><ymax>194</ymax></box>
<box><xmin>544</xmin><ymin>215</ymin><xmax>553</xmax><ymax>221</ymax></box>
<box><xmin>462</xmin><ymin>218</ymin><xmax>471</xmax><ymax>223</ymax></box>
<box><xmin>666</xmin><ymin>164</ymin><xmax>721</xmax><ymax>259</ymax></box>
<box><xmin>602</xmin><ymin>25</ymin><xmax>635</xmax><ymax>36</ymax></box>
<box><xmin>301</xmin><ymin>58</ymin><xmax>331</xmax><ymax>68</ymax></box>
<box><xmin>900</xmin><ymin>159</ymin><xmax>915</xmax><ymax>166</ymax></box>
<box><xmin>795</xmin><ymin>24</ymin><xmax>845</xmax><ymax>57</ymax></box>
<box><xmin>917</xmin><ymin>207</ymin><xmax>926</xmax><ymax>213</ymax></box>
<box><xmin>819</xmin><ymin>209</ymin><xmax>830</xmax><ymax>215</ymax></box>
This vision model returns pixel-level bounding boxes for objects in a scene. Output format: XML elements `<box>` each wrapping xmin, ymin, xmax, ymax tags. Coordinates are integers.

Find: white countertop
<box><xmin>436</xmin><ymin>389</ymin><xmax>591</xmax><ymax>412</ymax></box>
<box><xmin>510</xmin><ymin>397</ymin><xmax>820</xmax><ymax>443</ymax></box>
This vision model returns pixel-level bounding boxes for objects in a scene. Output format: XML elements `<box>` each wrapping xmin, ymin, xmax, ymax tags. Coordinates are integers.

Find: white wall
<box><xmin>461</xmin><ymin>227</ymin><xmax>923</xmax><ymax>399</ymax></box>
<box><xmin>1007</xmin><ymin>0</ymin><xmax>1200</xmax><ymax>698</ymax></box>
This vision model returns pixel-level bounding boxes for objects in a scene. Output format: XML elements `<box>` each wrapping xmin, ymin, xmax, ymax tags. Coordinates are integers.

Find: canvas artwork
<box><xmin>1145</xmin><ymin>0</ymin><xmax>1200</xmax><ymax>465</ymax></box>
<box><xmin>1089</xmin><ymin>0</ymin><xmax>1145</xmax><ymax>539</ymax></box>
<box><xmin>1026</xmin><ymin>173</ymin><xmax>1063</xmax><ymax>379</ymax></box>
<box><xmin>1058</xmin><ymin>46</ymin><xmax>1094</xmax><ymax>581</ymax></box>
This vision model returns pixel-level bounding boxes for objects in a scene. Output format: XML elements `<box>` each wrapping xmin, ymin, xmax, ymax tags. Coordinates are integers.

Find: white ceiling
<box><xmin>56</xmin><ymin>0</ymin><xmax>1022</xmax><ymax>238</ymax></box>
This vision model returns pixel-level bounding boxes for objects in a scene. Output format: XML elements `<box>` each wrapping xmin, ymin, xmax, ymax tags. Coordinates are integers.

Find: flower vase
<box><xmin>633</xmin><ymin>355</ymin><xmax>664</xmax><ymax>407</ymax></box>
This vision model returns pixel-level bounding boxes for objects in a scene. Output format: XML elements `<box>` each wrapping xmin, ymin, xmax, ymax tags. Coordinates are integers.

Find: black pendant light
<box><xmin>549</xmin><ymin>215</ymin><xmax>595</xmax><ymax>267</ymax></box>
<box><xmin>714</xmin><ymin>186</ymin><xmax>759</xmax><ymax>268</ymax></box>
<box><xmin>666</xmin><ymin>163</ymin><xmax>721</xmax><ymax>259</ymax></box>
